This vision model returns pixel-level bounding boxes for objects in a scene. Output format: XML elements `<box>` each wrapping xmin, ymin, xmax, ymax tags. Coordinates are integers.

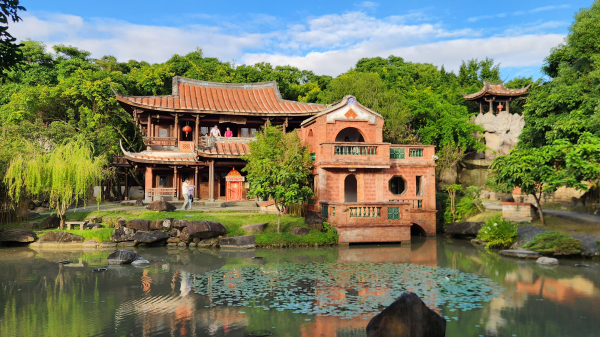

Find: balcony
<box><xmin>143</xmin><ymin>137</ymin><xmax>177</xmax><ymax>147</ymax></box>
<box><xmin>317</xmin><ymin>142</ymin><xmax>392</xmax><ymax>169</ymax></box>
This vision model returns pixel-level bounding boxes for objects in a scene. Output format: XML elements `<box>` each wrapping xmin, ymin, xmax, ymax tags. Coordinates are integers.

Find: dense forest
<box><xmin>1</xmin><ymin>0</ymin><xmax>599</xmax><ymax>222</ymax></box>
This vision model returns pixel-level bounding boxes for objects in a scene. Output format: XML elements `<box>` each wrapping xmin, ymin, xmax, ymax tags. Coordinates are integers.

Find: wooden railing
<box><xmin>179</xmin><ymin>141</ymin><xmax>195</xmax><ymax>153</ymax></box>
<box><xmin>143</xmin><ymin>137</ymin><xmax>177</xmax><ymax>146</ymax></box>
<box><xmin>147</xmin><ymin>188</ymin><xmax>176</xmax><ymax>198</ymax></box>
<box><xmin>334</xmin><ymin>144</ymin><xmax>377</xmax><ymax>155</ymax></box>
<box><xmin>198</xmin><ymin>135</ymin><xmax>255</xmax><ymax>148</ymax></box>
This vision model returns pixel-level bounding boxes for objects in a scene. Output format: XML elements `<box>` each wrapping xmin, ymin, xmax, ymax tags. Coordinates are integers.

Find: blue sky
<box><xmin>12</xmin><ymin>0</ymin><xmax>594</xmax><ymax>79</ymax></box>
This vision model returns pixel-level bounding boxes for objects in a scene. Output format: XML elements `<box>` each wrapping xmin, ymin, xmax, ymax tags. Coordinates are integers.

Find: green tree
<box><xmin>444</xmin><ymin>184</ymin><xmax>462</xmax><ymax>222</ymax></box>
<box><xmin>0</xmin><ymin>0</ymin><xmax>26</xmax><ymax>72</ymax></box>
<box><xmin>242</xmin><ymin>125</ymin><xmax>314</xmax><ymax>233</ymax></box>
<box><xmin>4</xmin><ymin>139</ymin><xmax>106</xmax><ymax>227</ymax></box>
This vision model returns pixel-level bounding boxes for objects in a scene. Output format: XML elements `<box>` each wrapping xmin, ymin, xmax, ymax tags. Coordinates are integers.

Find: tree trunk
<box><xmin>450</xmin><ymin>191</ymin><xmax>456</xmax><ymax>222</ymax></box>
<box><xmin>473</xmin><ymin>197</ymin><xmax>485</xmax><ymax>213</ymax></box>
<box><xmin>532</xmin><ymin>193</ymin><xmax>545</xmax><ymax>226</ymax></box>
<box><xmin>275</xmin><ymin>203</ymin><xmax>282</xmax><ymax>234</ymax></box>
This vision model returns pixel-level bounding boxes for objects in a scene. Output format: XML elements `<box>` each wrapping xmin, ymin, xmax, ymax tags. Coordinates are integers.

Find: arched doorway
<box><xmin>335</xmin><ymin>127</ymin><xmax>365</xmax><ymax>142</ymax></box>
<box><xmin>411</xmin><ymin>224</ymin><xmax>426</xmax><ymax>236</ymax></box>
<box><xmin>344</xmin><ymin>175</ymin><xmax>357</xmax><ymax>202</ymax></box>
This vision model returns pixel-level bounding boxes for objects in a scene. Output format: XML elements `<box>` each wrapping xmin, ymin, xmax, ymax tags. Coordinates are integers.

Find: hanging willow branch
<box><xmin>4</xmin><ymin>139</ymin><xmax>106</xmax><ymax>228</ymax></box>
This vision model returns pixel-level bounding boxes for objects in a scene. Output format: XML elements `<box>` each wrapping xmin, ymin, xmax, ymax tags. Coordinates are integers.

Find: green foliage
<box><xmin>0</xmin><ymin>0</ymin><xmax>26</xmax><ymax>73</ymax></box>
<box><xmin>476</xmin><ymin>215</ymin><xmax>518</xmax><ymax>249</ymax></box>
<box><xmin>322</xmin><ymin>221</ymin><xmax>339</xmax><ymax>243</ymax></box>
<box><xmin>523</xmin><ymin>231</ymin><xmax>585</xmax><ymax>255</ymax></box>
<box><xmin>242</xmin><ymin>125</ymin><xmax>314</xmax><ymax>233</ymax></box>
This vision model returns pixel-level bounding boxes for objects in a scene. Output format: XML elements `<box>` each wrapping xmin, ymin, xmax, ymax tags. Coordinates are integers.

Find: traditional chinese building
<box><xmin>114</xmin><ymin>76</ymin><xmax>437</xmax><ymax>243</ymax></box>
<box><xmin>463</xmin><ymin>80</ymin><xmax>530</xmax><ymax>114</ymax></box>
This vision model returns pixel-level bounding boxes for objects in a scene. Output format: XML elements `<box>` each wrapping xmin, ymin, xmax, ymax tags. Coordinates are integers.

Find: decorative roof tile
<box><xmin>463</xmin><ymin>80</ymin><xmax>530</xmax><ymax>100</ymax></box>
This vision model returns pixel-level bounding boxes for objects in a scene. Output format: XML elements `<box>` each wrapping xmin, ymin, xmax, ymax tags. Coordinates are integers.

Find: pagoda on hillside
<box><xmin>463</xmin><ymin>80</ymin><xmax>530</xmax><ymax>114</ymax></box>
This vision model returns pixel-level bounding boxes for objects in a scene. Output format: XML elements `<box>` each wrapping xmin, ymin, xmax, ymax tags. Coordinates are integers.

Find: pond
<box><xmin>0</xmin><ymin>236</ymin><xmax>599</xmax><ymax>337</ymax></box>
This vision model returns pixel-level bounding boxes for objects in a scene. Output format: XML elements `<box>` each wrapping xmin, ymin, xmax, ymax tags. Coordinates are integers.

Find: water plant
<box><xmin>523</xmin><ymin>231</ymin><xmax>584</xmax><ymax>255</ymax></box>
<box><xmin>476</xmin><ymin>215</ymin><xmax>518</xmax><ymax>249</ymax></box>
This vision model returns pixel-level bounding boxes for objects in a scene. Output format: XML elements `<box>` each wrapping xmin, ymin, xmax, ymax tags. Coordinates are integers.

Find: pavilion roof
<box><xmin>120</xmin><ymin>141</ymin><xmax>198</xmax><ymax>164</ymax></box>
<box><xmin>463</xmin><ymin>80</ymin><xmax>530</xmax><ymax>101</ymax></box>
<box><xmin>114</xmin><ymin>76</ymin><xmax>325</xmax><ymax>116</ymax></box>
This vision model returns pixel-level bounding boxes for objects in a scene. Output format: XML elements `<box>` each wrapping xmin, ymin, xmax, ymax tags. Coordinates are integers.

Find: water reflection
<box><xmin>0</xmin><ymin>237</ymin><xmax>599</xmax><ymax>337</ymax></box>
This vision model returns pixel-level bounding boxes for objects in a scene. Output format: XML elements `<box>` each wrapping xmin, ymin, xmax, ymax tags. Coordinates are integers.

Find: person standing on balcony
<box><xmin>181</xmin><ymin>179</ymin><xmax>189</xmax><ymax>210</ymax></box>
<box><xmin>210</xmin><ymin>125</ymin><xmax>221</xmax><ymax>137</ymax></box>
<box><xmin>225</xmin><ymin>127</ymin><xmax>233</xmax><ymax>138</ymax></box>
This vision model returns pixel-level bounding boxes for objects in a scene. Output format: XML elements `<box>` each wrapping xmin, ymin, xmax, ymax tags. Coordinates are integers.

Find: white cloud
<box><xmin>468</xmin><ymin>4</ymin><xmax>570</xmax><ymax>22</ymax></box>
<box><xmin>11</xmin><ymin>10</ymin><xmax>565</xmax><ymax>77</ymax></box>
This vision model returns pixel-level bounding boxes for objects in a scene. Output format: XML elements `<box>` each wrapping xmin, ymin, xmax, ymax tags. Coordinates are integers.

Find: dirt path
<box><xmin>483</xmin><ymin>202</ymin><xmax>600</xmax><ymax>225</ymax></box>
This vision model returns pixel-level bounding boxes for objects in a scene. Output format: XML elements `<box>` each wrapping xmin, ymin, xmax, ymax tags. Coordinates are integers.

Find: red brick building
<box><xmin>114</xmin><ymin>77</ymin><xmax>437</xmax><ymax>243</ymax></box>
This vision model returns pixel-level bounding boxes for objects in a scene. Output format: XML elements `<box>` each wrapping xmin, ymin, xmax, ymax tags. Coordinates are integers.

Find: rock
<box><xmin>107</xmin><ymin>250</ymin><xmax>142</xmax><ymax>265</ymax></box>
<box><xmin>87</xmin><ymin>223</ymin><xmax>104</xmax><ymax>230</ymax></box>
<box><xmin>150</xmin><ymin>220</ymin><xmax>163</xmax><ymax>230</ymax></box>
<box><xmin>489</xmin><ymin>192</ymin><xmax>498</xmax><ymax>201</ymax></box>
<box><xmin>305</xmin><ymin>212</ymin><xmax>324</xmax><ymax>231</ymax></box>
<box><xmin>189</xmin><ymin>242</ymin><xmax>197</xmax><ymax>247</ymax></box>
<box><xmin>99</xmin><ymin>242</ymin><xmax>117</xmax><ymax>249</ymax></box>
<box><xmin>290</xmin><ymin>226</ymin><xmax>310</xmax><ymax>237</ymax></box>
<box><xmin>82</xmin><ymin>240</ymin><xmax>99</xmax><ymax>248</ymax></box>
<box><xmin>180</xmin><ymin>228</ymin><xmax>191</xmax><ymax>243</ymax></box>
<box><xmin>38</xmin><ymin>231</ymin><xmax>84</xmax><ymax>243</ymax></box>
<box><xmin>167</xmin><ymin>237</ymin><xmax>180</xmax><ymax>243</ymax></box>
<box><xmin>132</xmin><ymin>259</ymin><xmax>150</xmax><ymax>266</ymax></box>
<box><xmin>145</xmin><ymin>200</ymin><xmax>176</xmax><ymax>212</ymax></box>
<box><xmin>85</xmin><ymin>216</ymin><xmax>101</xmax><ymax>224</ymax></box>
<box><xmin>500</xmin><ymin>194</ymin><xmax>515</xmax><ymax>202</ymax></box>
<box><xmin>499</xmin><ymin>249</ymin><xmax>540</xmax><ymax>259</ymax></box>
<box><xmin>117</xmin><ymin>217</ymin><xmax>127</xmax><ymax>227</ymax></box>
<box><xmin>117</xmin><ymin>241</ymin><xmax>137</xmax><ymax>247</ymax></box>
<box><xmin>186</xmin><ymin>221</ymin><xmax>226</xmax><ymax>239</ymax></box>
<box><xmin>40</xmin><ymin>215</ymin><xmax>60</xmax><ymax>229</ymax></box>
<box><xmin>136</xmin><ymin>198</ymin><xmax>144</xmax><ymax>206</ymax></box>
<box><xmin>570</xmin><ymin>234</ymin><xmax>600</xmax><ymax>257</ymax></box>
<box><xmin>23</xmin><ymin>222</ymin><xmax>39</xmax><ymax>230</ymax></box>
<box><xmin>438</xmin><ymin>165</ymin><xmax>458</xmax><ymax>186</ymax></box>
<box><xmin>366</xmin><ymin>292</ymin><xmax>446</xmax><ymax>337</ymax></box>
<box><xmin>536</xmin><ymin>257</ymin><xmax>559</xmax><ymax>265</ymax></box>
<box><xmin>131</xmin><ymin>231</ymin><xmax>170</xmax><ymax>244</ymax></box>
<box><xmin>172</xmin><ymin>219</ymin><xmax>189</xmax><ymax>228</ymax></box>
<box><xmin>444</xmin><ymin>222</ymin><xmax>483</xmax><ymax>237</ymax></box>
<box><xmin>241</xmin><ymin>223</ymin><xmax>268</xmax><ymax>233</ymax></box>
<box><xmin>0</xmin><ymin>229</ymin><xmax>37</xmax><ymax>243</ymax></box>
<box><xmin>196</xmin><ymin>237</ymin><xmax>219</xmax><ymax>248</ymax></box>
<box><xmin>126</xmin><ymin>219</ymin><xmax>150</xmax><ymax>231</ymax></box>
<box><xmin>166</xmin><ymin>243</ymin><xmax>178</xmax><ymax>248</ymax></box>
<box><xmin>219</xmin><ymin>235</ymin><xmax>256</xmax><ymax>249</ymax></box>
<box><xmin>162</xmin><ymin>218</ymin><xmax>174</xmax><ymax>230</ymax></box>
<box><xmin>515</xmin><ymin>225</ymin><xmax>549</xmax><ymax>247</ymax></box>
<box><xmin>111</xmin><ymin>227</ymin><xmax>135</xmax><ymax>242</ymax></box>
<box><xmin>178</xmin><ymin>242</ymin><xmax>187</xmax><ymax>247</ymax></box>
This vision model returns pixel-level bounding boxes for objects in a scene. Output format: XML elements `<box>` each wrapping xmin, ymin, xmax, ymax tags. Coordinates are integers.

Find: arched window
<box><xmin>344</xmin><ymin>175</ymin><xmax>357</xmax><ymax>202</ymax></box>
<box><xmin>335</xmin><ymin>127</ymin><xmax>365</xmax><ymax>142</ymax></box>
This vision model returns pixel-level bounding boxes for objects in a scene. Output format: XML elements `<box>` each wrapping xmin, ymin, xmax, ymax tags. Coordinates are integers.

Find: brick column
<box><xmin>145</xmin><ymin>167</ymin><xmax>153</xmax><ymax>202</ymax></box>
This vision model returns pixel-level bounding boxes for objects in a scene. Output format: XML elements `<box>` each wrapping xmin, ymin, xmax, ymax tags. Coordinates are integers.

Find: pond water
<box><xmin>0</xmin><ymin>236</ymin><xmax>599</xmax><ymax>337</ymax></box>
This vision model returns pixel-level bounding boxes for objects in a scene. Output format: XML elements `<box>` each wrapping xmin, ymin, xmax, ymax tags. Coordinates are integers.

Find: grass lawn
<box><xmin>466</xmin><ymin>211</ymin><xmax>503</xmax><ymax>223</ymax></box>
<box><xmin>531</xmin><ymin>215</ymin><xmax>600</xmax><ymax>236</ymax></box>
<box><xmin>5</xmin><ymin>207</ymin><xmax>338</xmax><ymax>246</ymax></box>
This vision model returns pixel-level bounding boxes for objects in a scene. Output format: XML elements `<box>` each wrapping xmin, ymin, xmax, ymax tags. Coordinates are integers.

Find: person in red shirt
<box><xmin>224</xmin><ymin>127</ymin><xmax>233</xmax><ymax>137</ymax></box>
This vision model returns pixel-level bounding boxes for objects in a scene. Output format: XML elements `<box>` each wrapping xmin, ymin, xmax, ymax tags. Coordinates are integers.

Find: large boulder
<box><xmin>162</xmin><ymin>218</ymin><xmax>175</xmax><ymax>230</ymax></box>
<box><xmin>304</xmin><ymin>212</ymin><xmax>324</xmax><ymax>231</ymax></box>
<box><xmin>186</xmin><ymin>221</ymin><xmax>226</xmax><ymax>239</ymax></box>
<box><xmin>219</xmin><ymin>235</ymin><xmax>256</xmax><ymax>249</ymax></box>
<box><xmin>241</xmin><ymin>223</ymin><xmax>268</xmax><ymax>233</ymax></box>
<box><xmin>366</xmin><ymin>292</ymin><xmax>446</xmax><ymax>337</ymax></box>
<box><xmin>570</xmin><ymin>234</ymin><xmax>600</xmax><ymax>257</ymax></box>
<box><xmin>149</xmin><ymin>220</ymin><xmax>163</xmax><ymax>231</ymax></box>
<box><xmin>444</xmin><ymin>222</ymin><xmax>483</xmax><ymax>237</ymax></box>
<box><xmin>172</xmin><ymin>219</ymin><xmax>189</xmax><ymax>228</ymax></box>
<box><xmin>180</xmin><ymin>228</ymin><xmax>191</xmax><ymax>243</ymax></box>
<box><xmin>111</xmin><ymin>227</ymin><xmax>135</xmax><ymax>242</ymax></box>
<box><xmin>107</xmin><ymin>250</ymin><xmax>142</xmax><ymax>265</ymax></box>
<box><xmin>0</xmin><ymin>229</ymin><xmax>37</xmax><ymax>243</ymax></box>
<box><xmin>84</xmin><ymin>216</ymin><xmax>102</xmax><ymax>224</ymax></box>
<box><xmin>39</xmin><ymin>215</ymin><xmax>60</xmax><ymax>230</ymax></box>
<box><xmin>291</xmin><ymin>226</ymin><xmax>309</xmax><ymax>237</ymax></box>
<box><xmin>514</xmin><ymin>225</ymin><xmax>548</xmax><ymax>248</ymax></box>
<box><xmin>499</xmin><ymin>249</ymin><xmax>540</xmax><ymax>259</ymax></box>
<box><xmin>132</xmin><ymin>231</ymin><xmax>170</xmax><ymax>244</ymax></box>
<box><xmin>126</xmin><ymin>219</ymin><xmax>150</xmax><ymax>231</ymax></box>
<box><xmin>38</xmin><ymin>231</ymin><xmax>84</xmax><ymax>243</ymax></box>
<box><xmin>145</xmin><ymin>200</ymin><xmax>176</xmax><ymax>212</ymax></box>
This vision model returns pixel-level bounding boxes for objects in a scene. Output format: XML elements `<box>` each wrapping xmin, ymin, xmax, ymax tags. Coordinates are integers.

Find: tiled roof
<box><xmin>120</xmin><ymin>142</ymin><xmax>198</xmax><ymax>164</ymax></box>
<box><xmin>463</xmin><ymin>80</ymin><xmax>530</xmax><ymax>100</ymax></box>
<box><xmin>115</xmin><ymin>77</ymin><xmax>325</xmax><ymax>115</ymax></box>
<box><xmin>199</xmin><ymin>141</ymin><xmax>250</xmax><ymax>157</ymax></box>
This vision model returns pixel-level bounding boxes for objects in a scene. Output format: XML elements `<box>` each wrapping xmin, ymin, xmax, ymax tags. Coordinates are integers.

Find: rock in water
<box><xmin>107</xmin><ymin>250</ymin><xmax>142</xmax><ymax>265</ymax></box>
<box><xmin>291</xmin><ymin>226</ymin><xmax>310</xmax><ymax>237</ymax></box>
<box><xmin>444</xmin><ymin>222</ymin><xmax>483</xmax><ymax>237</ymax></box>
<box><xmin>131</xmin><ymin>231</ymin><xmax>170</xmax><ymax>244</ymax></box>
<box><xmin>499</xmin><ymin>249</ymin><xmax>540</xmax><ymax>259</ymax></box>
<box><xmin>180</xmin><ymin>228</ymin><xmax>191</xmax><ymax>243</ymax></box>
<box><xmin>186</xmin><ymin>221</ymin><xmax>226</xmax><ymax>239</ymax></box>
<box><xmin>126</xmin><ymin>219</ymin><xmax>150</xmax><ymax>231</ymax></box>
<box><xmin>132</xmin><ymin>259</ymin><xmax>150</xmax><ymax>266</ymax></box>
<box><xmin>241</xmin><ymin>223</ymin><xmax>267</xmax><ymax>233</ymax></box>
<box><xmin>111</xmin><ymin>227</ymin><xmax>135</xmax><ymax>242</ymax></box>
<box><xmin>39</xmin><ymin>215</ymin><xmax>60</xmax><ymax>229</ymax></box>
<box><xmin>366</xmin><ymin>292</ymin><xmax>446</xmax><ymax>337</ymax></box>
<box><xmin>145</xmin><ymin>200</ymin><xmax>176</xmax><ymax>212</ymax></box>
<box><xmin>536</xmin><ymin>257</ymin><xmax>559</xmax><ymax>265</ymax></box>
<box><xmin>219</xmin><ymin>235</ymin><xmax>256</xmax><ymax>249</ymax></box>
<box><xmin>38</xmin><ymin>231</ymin><xmax>84</xmax><ymax>243</ymax></box>
<box><xmin>0</xmin><ymin>229</ymin><xmax>37</xmax><ymax>243</ymax></box>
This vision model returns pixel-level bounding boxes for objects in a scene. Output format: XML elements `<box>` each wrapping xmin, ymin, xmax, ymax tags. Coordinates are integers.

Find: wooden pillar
<box><xmin>489</xmin><ymin>101</ymin><xmax>493</xmax><ymax>113</ymax></box>
<box><xmin>194</xmin><ymin>115</ymin><xmax>200</xmax><ymax>148</ymax></box>
<box><xmin>124</xmin><ymin>170</ymin><xmax>129</xmax><ymax>200</ymax></box>
<box><xmin>283</xmin><ymin>117</ymin><xmax>288</xmax><ymax>133</ymax></box>
<box><xmin>208</xmin><ymin>160</ymin><xmax>215</xmax><ymax>201</ymax></box>
<box><xmin>145</xmin><ymin>167</ymin><xmax>153</xmax><ymax>201</ymax></box>
<box><xmin>506</xmin><ymin>100</ymin><xmax>510</xmax><ymax>113</ymax></box>
<box><xmin>194</xmin><ymin>166</ymin><xmax>198</xmax><ymax>198</ymax></box>
<box><xmin>479</xmin><ymin>102</ymin><xmax>482</xmax><ymax>114</ymax></box>
<box><xmin>174</xmin><ymin>114</ymin><xmax>179</xmax><ymax>144</ymax></box>
<box><xmin>173</xmin><ymin>166</ymin><xmax>179</xmax><ymax>200</ymax></box>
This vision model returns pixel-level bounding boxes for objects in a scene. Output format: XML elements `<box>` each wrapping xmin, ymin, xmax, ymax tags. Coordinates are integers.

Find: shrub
<box><xmin>476</xmin><ymin>215</ymin><xmax>518</xmax><ymax>249</ymax></box>
<box><xmin>523</xmin><ymin>231</ymin><xmax>584</xmax><ymax>255</ymax></box>
<box><xmin>443</xmin><ymin>195</ymin><xmax>480</xmax><ymax>224</ymax></box>
<box><xmin>323</xmin><ymin>221</ymin><xmax>338</xmax><ymax>243</ymax></box>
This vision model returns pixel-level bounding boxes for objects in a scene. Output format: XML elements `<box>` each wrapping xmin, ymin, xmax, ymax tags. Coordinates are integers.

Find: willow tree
<box><xmin>4</xmin><ymin>139</ymin><xmax>106</xmax><ymax>228</ymax></box>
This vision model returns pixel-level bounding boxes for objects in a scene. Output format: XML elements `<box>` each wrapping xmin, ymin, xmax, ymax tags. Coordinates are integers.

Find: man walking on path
<box><xmin>181</xmin><ymin>179</ymin><xmax>189</xmax><ymax>210</ymax></box>
<box><xmin>187</xmin><ymin>182</ymin><xmax>195</xmax><ymax>210</ymax></box>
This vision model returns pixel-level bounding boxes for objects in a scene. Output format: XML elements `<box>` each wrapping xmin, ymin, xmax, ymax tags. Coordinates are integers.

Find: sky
<box><xmin>11</xmin><ymin>0</ymin><xmax>595</xmax><ymax>80</ymax></box>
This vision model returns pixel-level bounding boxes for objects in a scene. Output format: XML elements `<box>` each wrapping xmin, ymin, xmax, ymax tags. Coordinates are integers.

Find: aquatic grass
<box><xmin>192</xmin><ymin>262</ymin><xmax>502</xmax><ymax>319</ymax></box>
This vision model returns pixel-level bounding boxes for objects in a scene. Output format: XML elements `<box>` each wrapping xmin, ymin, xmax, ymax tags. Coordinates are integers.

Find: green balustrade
<box><xmin>409</xmin><ymin>148</ymin><xmax>423</xmax><ymax>157</ymax></box>
<box><xmin>390</xmin><ymin>148</ymin><xmax>405</xmax><ymax>159</ymax></box>
<box><xmin>334</xmin><ymin>145</ymin><xmax>377</xmax><ymax>155</ymax></box>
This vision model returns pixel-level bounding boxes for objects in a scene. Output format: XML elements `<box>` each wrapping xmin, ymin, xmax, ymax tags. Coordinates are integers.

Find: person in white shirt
<box><xmin>181</xmin><ymin>180</ymin><xmax>189</xmax><ymax>210</ymax></box>
<box><xmin>210</xmin><ymin>125</ymin><xmax>221</xmax><ymax>137</ymax></box>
